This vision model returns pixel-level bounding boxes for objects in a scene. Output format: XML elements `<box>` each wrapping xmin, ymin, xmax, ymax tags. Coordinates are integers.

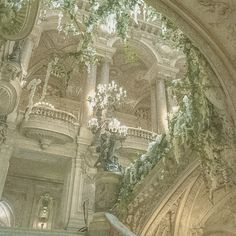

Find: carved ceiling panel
<box><xmin>146</xmin><ymin>0</ymin><xmax>236</xmax><ymax>124</ymax></box>
<box><xmin>111</xmin><ymin>48</ymin><xmax>150</xmax><ymax>115</ymax></box>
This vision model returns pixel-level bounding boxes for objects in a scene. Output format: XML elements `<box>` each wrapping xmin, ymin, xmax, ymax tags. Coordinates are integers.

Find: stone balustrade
<box><xmin>120</xmin><ymin>128</ymin><xmax>157</xmax><ymax>159</ymax></box>
<box><xmin>22</xmin><ymin>104</ymin><xmax>79</xmax><ymax>149</ymax></box>
<box><xmin>127</xmin><ymin>127</ymin><xmax>156</xmax><ymax>141</ymax></box>
<box><xmin>0</xmin><ymin>227</ymin><xmax>83</xmax><ymax>236</ymax></box>
<box><xmin>30</xmin><ymin>105</ymin><xmax>77</xmax><ymax>125</ymax></box>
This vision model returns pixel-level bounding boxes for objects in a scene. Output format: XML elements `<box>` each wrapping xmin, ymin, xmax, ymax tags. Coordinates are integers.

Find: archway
<box><xmin>0</xmin><ymin>200</ymin><xmax>14</xmax><ymax>227</ymax></box>
<box><xmin>145</xmin><ymin>0</ymin><xmax>236</xmax><ymax>125</ymax></box>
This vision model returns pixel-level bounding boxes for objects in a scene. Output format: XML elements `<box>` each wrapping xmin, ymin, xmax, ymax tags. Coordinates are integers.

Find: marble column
<box><xmin>65</xmin><ymin>150</ymin><xmax>85</xmax><ymax>230</ymax></box>
<box><xmin>155</xmin><ymin>78</ymin><xmax>168</xmax><ymax>133</ymax></box>
<box><xmin>150</xmin><ymin>82</ymin><xmax>158</xmax><ymax>132</ymax></box>
<box><xmin>0</xmin><ymin>146</ymin><xmax>12</xmax><ymax>199</ymax></box>
<box><xmin>20</xmin><ymin>37</ymin><xmax>34</xmax><ymax>76</ymax></box>
<box><xmin>0</xmin><ymin>121</ymin><xmax>14</xmax><ymax>200</ymax></box>
<box><xmin>82</xmin><ymin>64</ymin><xmax>97</xmax><ymax>125</ymax></box>
<box><xmin>99</xmin><ymin>58</ymin><xmax>110</xmax><ymax>85</ymax></box>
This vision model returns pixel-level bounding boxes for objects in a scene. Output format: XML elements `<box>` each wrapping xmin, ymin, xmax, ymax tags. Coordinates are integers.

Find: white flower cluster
<box><xmin>88</xmin><ymin>117</ymin><xmax>99</xmax><ymax>130</ymax></box>
<box><xmin>123</xmin><ymin>134</ymin><xmax>164</xmax><ymax>185</ymax></box>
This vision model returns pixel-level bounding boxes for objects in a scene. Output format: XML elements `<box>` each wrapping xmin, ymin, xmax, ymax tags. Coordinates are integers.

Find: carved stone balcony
<box><xmin>22</xmin><ymin>105</ymin><xmax>78</xmax><ymax>149</ymax></box>
<box><xmin>123</xmin><ymin>127</ymin><xmax>156</xmax><ymax>152</ymax></box>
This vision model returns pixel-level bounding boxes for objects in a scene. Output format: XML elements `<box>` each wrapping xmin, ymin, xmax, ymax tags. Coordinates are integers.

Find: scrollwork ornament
<box><xmin>0</xmin><ymin>3</ymin><xmax>16</xmax><ymax>33</ymax></box>
<box><xmin>0</xmin><ymin>60</ymin><xmax>22</xmax><ymax>82</ymax></box>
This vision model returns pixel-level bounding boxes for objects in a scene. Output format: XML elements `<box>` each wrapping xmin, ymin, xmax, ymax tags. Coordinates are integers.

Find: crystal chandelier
<box><xmin>88</xmin><ymin>81</ymin><xmax>128</xmax><ymax>172</ymax></box>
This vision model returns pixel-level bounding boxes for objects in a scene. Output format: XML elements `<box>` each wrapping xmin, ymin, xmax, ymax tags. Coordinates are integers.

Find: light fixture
<box><xmin>88</xmin><ymin>81</ymin><xmax>128</xmax><ymax>172</ymax></box>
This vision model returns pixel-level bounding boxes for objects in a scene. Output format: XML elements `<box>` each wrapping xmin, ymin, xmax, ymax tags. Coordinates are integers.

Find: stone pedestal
<box><xmin>95</xmin><ymin>171</ymin><xmax>122</xmax><ymax>212</ymax></box>
<box><xmin>89</xmin><ymin>171</ymin><xmax>122</xmax><ymax>236</ymax></box>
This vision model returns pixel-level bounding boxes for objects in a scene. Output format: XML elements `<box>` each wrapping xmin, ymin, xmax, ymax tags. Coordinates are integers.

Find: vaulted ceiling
<box><xmin>146</xmin><ymin>0</ymin><xmax>236</xmax><ymax>124</ymax></box>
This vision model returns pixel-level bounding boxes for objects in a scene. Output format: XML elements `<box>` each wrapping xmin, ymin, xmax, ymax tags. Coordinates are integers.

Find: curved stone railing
<box><xmin>0</xmin><ymin>227</ymin><xmax>83</xmax><ymax>236</ymax></box>
<box><xmin>30</xmin><ymin>105</ymin><xmax>77</xmax><ymax>125</ymax></box>
<box><xmin>105</xmin><ymin>213</ymin><xmax>136</xmax><ymax>236</ymax></box>
<box><xmin>121</xmin><ymin>127</ymin><xmax>157</xmax><ymax>153</ymax></box>
<box><xmin>22</xmin><ymin>105</ymin><xmax>78</xmax><ymax>149</ymax></box>
<box><xmin>127</xmin><ymin>127</ymin><xmax>156</xmax><ymax>141</ymax></box>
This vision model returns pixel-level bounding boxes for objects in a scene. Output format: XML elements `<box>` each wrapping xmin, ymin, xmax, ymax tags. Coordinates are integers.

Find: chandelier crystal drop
<box><xmin>88</xmin><ymin>81</ymin><xmax>128</xmax><ymax>172</ymax></box>
<box><xmin>88</xmin><ymin>81</ymin><xmax>127</xmax><ymax>112</ymax></box>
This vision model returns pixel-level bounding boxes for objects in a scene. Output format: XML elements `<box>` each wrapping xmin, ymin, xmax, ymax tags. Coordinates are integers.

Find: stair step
<box><xmin>0</xmin><ymin>228</ymin><xmax>86</xmax><ymax>236</ymax></box>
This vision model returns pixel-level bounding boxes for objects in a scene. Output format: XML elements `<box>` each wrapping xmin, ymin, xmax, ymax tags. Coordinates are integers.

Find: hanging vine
<box><xmin>115</xmin><ymin>17</ymin><xmax>235</xmax><ymax>217</ymax></box>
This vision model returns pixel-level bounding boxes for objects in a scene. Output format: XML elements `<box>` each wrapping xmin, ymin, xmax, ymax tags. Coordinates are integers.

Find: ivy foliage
<box><xmin>115</xmin><ymin>17</ymin><xmax>234</xmax><ymax>216</ymax></box>
<box><xmin>5</xmin><ymin>0</ymin><xmax>159</xmax><ymax>68</ymax></box>
<box><xmin>42</xmin><ymin>0</ymin><xmax>144</xmax><ymax>67</ymax></box>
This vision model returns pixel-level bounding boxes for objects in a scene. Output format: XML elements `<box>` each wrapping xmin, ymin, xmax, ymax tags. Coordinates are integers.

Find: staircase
<box><xmin>0</xmin><ymin>228</ymin><xmax>86</xmax><ymax>236</ymax></box>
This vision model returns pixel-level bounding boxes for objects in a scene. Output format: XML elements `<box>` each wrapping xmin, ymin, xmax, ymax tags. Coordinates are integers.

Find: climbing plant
<box><xmin>115</xmin><ymin>16</ymin><xmax>235</xmax><ymax>217</ymax></box>
<box><xmin>4</xmin><ymin>0</ymin><xmax>234</xmax><ymax>215</ymax></box>
<box><xmin>4</xmin><ymin>0</ymin><xmax>158</xmax><ymax>68</ymax></box>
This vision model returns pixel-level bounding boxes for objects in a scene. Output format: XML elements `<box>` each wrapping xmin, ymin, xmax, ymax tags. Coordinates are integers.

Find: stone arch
<box><xmin>139</xmin><ymin>161</ymin><xmax>236</xmax><ymax>236</ymax></box>
<box><xmin>139</xmin><ymin>161</ymin><xmax>200</xmax><ymax>236</ymax></box>
<box><xmin>145</xmin><ymin>0</ymin><xmax>236</xmax><ymax>124</ymax></box>
<box><xmin>110</xmin><ymin>37</ymin><xmax>162</xmax><ymax>67</ymax></box>
<box><xmin>0</xmin><ymin>199</ymin><xmax>14</xmax><ymax>227</ymax></box>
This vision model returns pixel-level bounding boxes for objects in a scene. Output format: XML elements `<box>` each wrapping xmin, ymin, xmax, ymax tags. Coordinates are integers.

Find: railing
<box><xmin>105</xmin><ymin>213</ymin><xmax>136</xmax><ymax>236</ymax></box>
<box><xmin>127</xmin><ymin>127</ymin><xmax>157</xmax><ymax>141</ymax></box>
<box><xmin>0</xmin><ymin>227</ymin><xmax>83</xmax><ymax>236</ymax></box>
<box><xmin>29</xmin><ymin>106</ymin><xmax>77</xmax><ymax>125</ymax></box>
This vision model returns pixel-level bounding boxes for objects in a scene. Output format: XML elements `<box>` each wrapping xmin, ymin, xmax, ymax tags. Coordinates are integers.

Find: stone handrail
<box><xmin>127</xmin><ymin>127</ymin><xmax>157</xmax><ymax>141</ymax></box>
<box><xmin>29</xmin><ymin>105</ymin><xmax>77</xmax><ymax>125</ymax></box>
<box><xmin>0</xmin><ymin>227</ymin><xmax>83</xmax><ymax>236</ymax></box>
<box><xmin>105</xmin><ymin>213</ymin><xmax>136</xmax><ymax>236</ymax></box>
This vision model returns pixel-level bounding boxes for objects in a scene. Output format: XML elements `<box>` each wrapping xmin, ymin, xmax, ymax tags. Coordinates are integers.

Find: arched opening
<box><xmin>0</xmin><ymin>200</ymin><xmax>14</xmax><ymax>227</ymax></box>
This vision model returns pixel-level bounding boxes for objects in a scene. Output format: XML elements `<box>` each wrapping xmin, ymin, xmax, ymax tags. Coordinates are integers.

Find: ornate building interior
<box><xmin>0</xmin><ymin>0</ymin><xmax>236</xmax><ymax>236</ymax></box>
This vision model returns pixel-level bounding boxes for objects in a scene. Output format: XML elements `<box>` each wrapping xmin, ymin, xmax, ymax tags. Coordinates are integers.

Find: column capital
<box><xmin>94</xmin><ymin>42</ymin><xmax>116</xmax><ymax>62</ymax></box>
<box><xmin>144</xmin><ymin>63</ymin><xmax>179</xmax><ymax>83</ymax></box>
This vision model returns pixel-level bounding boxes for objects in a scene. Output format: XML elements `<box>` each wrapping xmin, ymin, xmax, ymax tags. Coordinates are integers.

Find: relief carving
<box><xmin>198</xmin><ymin>0</ymin><xmax>236</xmax><ymax>36</ymax></box>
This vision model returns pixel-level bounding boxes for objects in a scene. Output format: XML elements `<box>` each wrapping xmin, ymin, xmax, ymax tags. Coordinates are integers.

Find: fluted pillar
<box><xmin>155</xmin><ymin>78</ymin><xmax>168</xmax><ymax>133</ymax></box>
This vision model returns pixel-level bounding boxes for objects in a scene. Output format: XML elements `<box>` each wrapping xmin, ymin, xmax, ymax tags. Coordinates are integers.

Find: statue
<box><xmin>88</xmin><ymin>81</ymin><xmax>127</xmax><ymax>172</ymax></box>
<box><xmin>94</xmin><ymin>128</ymin><xmax>123</xmax><ymax>172</ymax></box>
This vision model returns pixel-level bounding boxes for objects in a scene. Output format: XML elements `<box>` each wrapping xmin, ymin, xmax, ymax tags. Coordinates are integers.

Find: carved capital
<box><xmin>144</xmin><ymin>63</ymin><xmax>179</xmax><ymax>83</ymax></box>
<box><xmin>0</xmin><ymin>60</ymin><xmax>22</xmax><ymax>82</ymax></box>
